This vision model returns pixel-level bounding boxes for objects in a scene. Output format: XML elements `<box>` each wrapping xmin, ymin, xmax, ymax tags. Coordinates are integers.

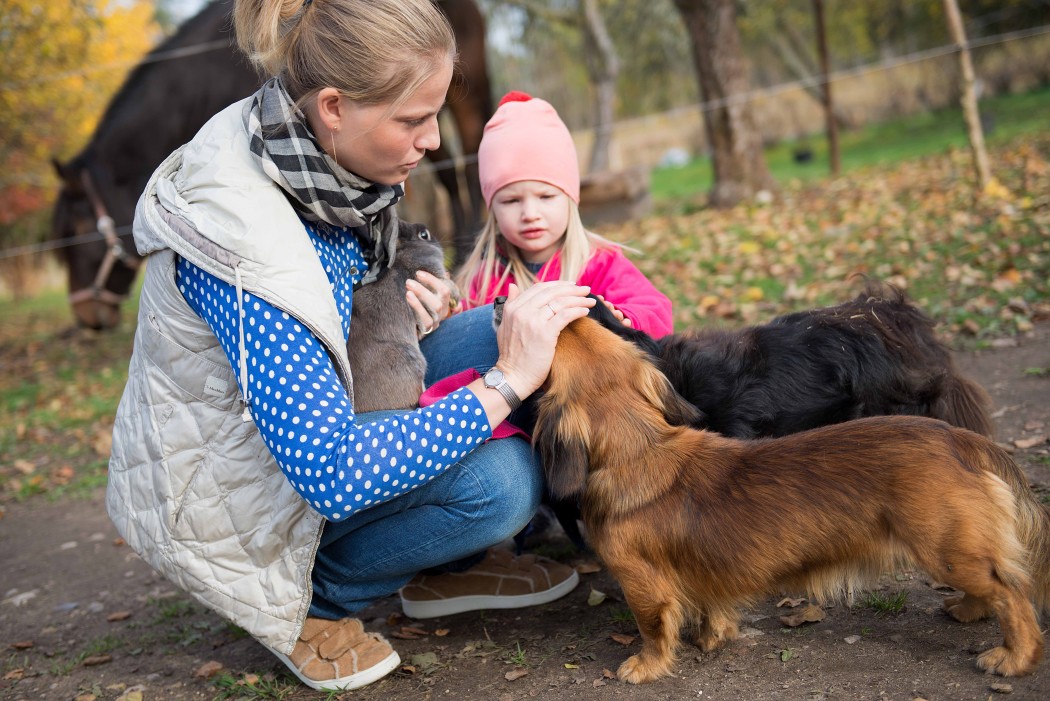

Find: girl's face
<box><xmin>490</xmin><ymin>180</ymin><xmax>571</xmax><ymax>264</ymax></box>
<box><xmin>333</xmin><ymin>56</ymin><xmax>453</xmax><ymax>186</ymax></box>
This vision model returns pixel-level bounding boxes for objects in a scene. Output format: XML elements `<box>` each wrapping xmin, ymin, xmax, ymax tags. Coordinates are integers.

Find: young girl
<box><xmin>456</xmin><ymin>91</ymin><xmax>673</xmax><ymax>337</ymax></box>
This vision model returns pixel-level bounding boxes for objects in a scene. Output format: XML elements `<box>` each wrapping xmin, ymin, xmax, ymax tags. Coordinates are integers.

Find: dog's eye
<box><xmin>417</xmin><ymin>229</ymin><xmax>431</xmax><ymax>241</ymax></box>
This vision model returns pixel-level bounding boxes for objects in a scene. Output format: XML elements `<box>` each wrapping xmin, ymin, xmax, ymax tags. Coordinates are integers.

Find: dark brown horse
<box><xmin>52</xmin><ymin>0</ymin><xmax>492</xmax><ymax>330</ymax></box>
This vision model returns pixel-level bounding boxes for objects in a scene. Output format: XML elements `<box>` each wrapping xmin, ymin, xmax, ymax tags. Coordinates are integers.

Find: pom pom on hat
<box><xmin>478</xmin><ymin>92</ymin><xmax>580</xmax><ymax>206</ymax></box>
<box><xmin>498</xmin><ymin>90</ymin><xmax>534</xmax><ymax>106</ymax></box>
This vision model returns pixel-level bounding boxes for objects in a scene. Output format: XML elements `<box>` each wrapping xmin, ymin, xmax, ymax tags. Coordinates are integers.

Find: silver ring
<box><xmin>546</xmin><ymin>303</ymin><xmax>557</xmax><ymax>318</ymax></box>
<box><xmin>420</xmin><ymin>324</ymin><xmax>434</xmax><ymax>337</ymax></box>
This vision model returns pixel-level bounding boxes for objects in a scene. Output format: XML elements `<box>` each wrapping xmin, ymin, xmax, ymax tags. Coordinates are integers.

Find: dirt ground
<box><xmin>2</xmin><ymin>324</ymin><xmax>1049</xmax><ymax>701</ymax></box>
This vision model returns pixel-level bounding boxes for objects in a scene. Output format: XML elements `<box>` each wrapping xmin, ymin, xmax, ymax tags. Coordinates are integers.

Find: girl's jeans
<box><xmin>309</xmin><ymin>305</ymin><xmax>543</xmax><ymax>618</ymax></box>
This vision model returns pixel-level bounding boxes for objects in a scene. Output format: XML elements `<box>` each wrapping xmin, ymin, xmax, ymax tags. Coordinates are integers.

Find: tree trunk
<box><xmin>672</xmin><ymin>0</ymin><xmax>775</xmax><ymax>207</ymax></box>
<box><xmin>812</xmin><ymin>0</ymin><xmax>840</xmax><ymax>176</ymax></box>
<box><xmin>942</xmin><ymin>0</ymin><xmax>991</xmax><ymax>189</ymax></box>
<box><xmin>581</xmin><ymin>0</ymin><xmax>619</xmax><ymax>174</ymax></box>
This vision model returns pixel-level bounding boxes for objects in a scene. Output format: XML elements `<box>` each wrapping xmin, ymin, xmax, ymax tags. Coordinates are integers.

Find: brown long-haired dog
<box><xmin>533</xmin><ymin>317</ymin><xmax>1050</xmax><ymax>684</ymax></box>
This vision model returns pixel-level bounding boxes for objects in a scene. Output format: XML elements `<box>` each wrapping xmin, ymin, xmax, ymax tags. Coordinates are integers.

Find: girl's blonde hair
<box><xmin>454</xmin><ymin>197</ymin><xmax>623</xmax><ymax>307</ymax></box>
<box><xmin>234</xmin><ymin>0</ymin><xmax>456</xmax><ymax>108</ymax></box>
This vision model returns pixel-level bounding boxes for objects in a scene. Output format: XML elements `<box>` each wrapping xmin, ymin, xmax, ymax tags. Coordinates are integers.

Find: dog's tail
<box><xmin>972</xmin><ymin>434</ymin><xmax>1050</xmax><ymax>613</ymax></box>
<box><xmin>933</xmin><ymin>372</ymin><xmax>996</xmax><ymax>439</ymax></box>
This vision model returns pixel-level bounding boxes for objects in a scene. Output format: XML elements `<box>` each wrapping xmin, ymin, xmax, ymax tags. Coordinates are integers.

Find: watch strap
<box><xmin>491</xmin><ymin>380</ymin><xmax>522</xmax><ymax>411</ymax></box>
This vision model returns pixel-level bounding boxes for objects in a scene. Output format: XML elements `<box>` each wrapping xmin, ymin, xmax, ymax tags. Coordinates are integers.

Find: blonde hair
<box><xmin>234</xmin><ymin>0</ymin><xmax>456</xmax><ymax>107</ymax></box>
<box><xmin>454</xmin><ymin>197</ymin><xmax>623</xmax><ymax>307</ymax></box>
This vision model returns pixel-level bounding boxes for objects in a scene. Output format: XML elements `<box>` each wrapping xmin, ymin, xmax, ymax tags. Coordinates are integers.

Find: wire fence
<box><xmin>2</xmin><ymin>23</ymin><xmax>1049</xmax><ymax>263</ymax></box>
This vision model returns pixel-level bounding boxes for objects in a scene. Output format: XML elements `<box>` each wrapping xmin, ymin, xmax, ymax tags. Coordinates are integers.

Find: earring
<box><xmin>329</xmin><ymin>125</ymin><xmax>339</xmax><ymax>164</ymax></box>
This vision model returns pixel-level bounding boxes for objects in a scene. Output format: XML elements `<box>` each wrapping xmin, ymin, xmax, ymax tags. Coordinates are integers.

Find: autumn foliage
<box><xmin>0</xmin><ymin>0</ymin><xmax>158</xmax><ymax>224</ymax></box>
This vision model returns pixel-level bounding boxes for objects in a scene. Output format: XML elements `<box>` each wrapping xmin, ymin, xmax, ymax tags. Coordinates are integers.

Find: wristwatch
<box><xmin>483</xmin><ymin>367</ymin><xmax>522</xmax><ymax>411</ymax></box>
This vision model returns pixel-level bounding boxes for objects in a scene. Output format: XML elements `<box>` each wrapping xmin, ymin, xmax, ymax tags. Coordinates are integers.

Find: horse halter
<box><xmin>67</xmin><ymin>169</ymin><xmax>141</xmax><ymax>307</ymax></box>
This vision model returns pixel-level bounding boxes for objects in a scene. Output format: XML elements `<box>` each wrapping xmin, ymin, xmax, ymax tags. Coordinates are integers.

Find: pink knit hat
<box><xmin>478</xmin><ymin>91</ymin><xmax>580</xmax><ymax>206</ymax></box>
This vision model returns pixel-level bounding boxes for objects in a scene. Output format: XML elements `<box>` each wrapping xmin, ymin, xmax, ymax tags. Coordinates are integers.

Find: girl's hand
<box><xmin>595</xmin><ymin>294</ymin><xmax>634</xmax><ymax>328</ymax></box>
<box><xmin>407</xmin><ymin>271</ymin><xmax>460</xmax><ymax>337</ymax></box>
<box><xmin>494</xmin><ymin>281</ymin><xmax>595</xmax><ymax>399</ymax></box>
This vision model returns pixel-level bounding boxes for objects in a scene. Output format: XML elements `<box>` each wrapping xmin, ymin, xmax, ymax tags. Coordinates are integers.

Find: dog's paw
<box><xmin>944</xmin><ymin>594</ymin><xmax>993</xmax><ymax>623</ymax></box>
<box><xmin>617</xmin><ymin>654</ymin><xmax>669</xmax><ymax>684</ymax></box>
<box><xmin>976</xmin><ymin>645</ymin><xmax>1039</xmax><ymax>677</ymax></box>
<box><xmin>695</xmin><ymin>623</ymin><xmax>739</xmax><ymax>652</ymax></box>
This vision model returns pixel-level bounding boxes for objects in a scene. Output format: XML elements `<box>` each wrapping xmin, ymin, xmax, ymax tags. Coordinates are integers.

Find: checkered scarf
<box><xmin>243</xmin><ymin>77</ymin><xmax>402</xmax><ymax>285</ymax></box>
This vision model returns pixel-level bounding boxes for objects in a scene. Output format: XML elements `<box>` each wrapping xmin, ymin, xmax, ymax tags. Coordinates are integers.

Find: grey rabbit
<box><xmin>347</xmin><ymin>221</ymin><xmax>461</xmax><ymax>412</ymax></box>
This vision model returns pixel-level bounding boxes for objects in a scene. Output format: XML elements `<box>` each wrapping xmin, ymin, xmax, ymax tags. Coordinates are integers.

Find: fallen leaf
<box><xmin>564</xmin><ymin>663</ymin><xmax>579</xmax><ymax>669</ymax></box>
<box><xmin>81</xmin><ymin>654</ymin><xmax>112</xmax><ymax>666</ymax></box>
<box><xmin>1015</xmin><ymin>435</ymin><xmax>1047</xmax><ymax>449</ymax></box>
<box><xmin>4</xmin><ymin>590</ymin><xmax>38</xmax><ymax>607</ymax></box>
<box><xmin>10</xmin><ymin>640</ymin><xmax>33</xmax><ymax>650</ymax></box>
<box><xmin>115</xmin><ymin>687</ymin><xmax>144</xmax><ymax>701</ymax></box>
<box><xmin>587</xmin><ymin>589</ymin><xmax>607</xmax><ymax>606</ymax></box>
<box><xmin>3</xmin><ymin>669</ymin><xmax>24</xmax><ymax>680</ymax></box>
<box><xmin>391</xmin><ymin>628</ymin><xmax>424</xmax><ymax>640</ymax></box>
<box><xmin>435</xmin><ymin>628</ymin><xmax>450</xmax><ymax>637</ymax></box>
<box><xmin>574</xmin><ymin>561</ymin><xmax>602</xmax><ymax>574</ymax></box>
<box><xmin>989</xmin><ymin>682</ymin><xmax>1013</xmax><ymax>694</ymax></box>
<box><xmin>194</xmin><ymin>660</ymin><xmax>224</xmax><ymax>678</ymax></box>
<box><xmin>399</xmin><ymin>664</ymin><xmax>418</xmax><ymax>674</ymax></box>
<box><xmin>602</xmin><ymin>668</ymin><xmax>616</xmax><ymax>679</ymax></box>
<box><xmin>106</xmin><ymin>611</ymin><xmax>132</xmax><ymax>622</ymax></box>
<box><xmin>74</xmin><ymin>694</ymin><xmax>97</xmax><ymax>701</ymax></box>
<box><xmin>410</xmin><ymin>652</ymin><xmax>439</xmax><ymax>671</ymax></box>
<box><xmin>401</xmin><ymin>625</ymin><xmax>428</xmax><ymax>636</ymax></box>
<box><xmin>387</xmin><ymin>611</ymin><xmax>406</xmax><ymax>626</ymax></box>
<box><xmin>592</xmin><ymin>679</ymin><xmax>607</xmax><ymax>687</ymax></box>
<box><xmin>241</xmin><ymin>673</ymin><xmax>260</xmax><ymax>685</ymax></box>
<box><xmin>13</xmin><ymin>459</ymin><xmax>35</xmax><ymax>475</ymax></box>
<box><xmin>609</xmin><ymin>633</ymin><xmax>635</xmax><ymax>646</ymax></box>
<box><xmin>776</xmin><ymin>597</ymin><xmax>806</xmax><ymax>608</ymax></box>
<box><xmin>844</xmin><ymin>635</ymin><xmax>861</xmax><ymax>644</ymax></box>
<box><xmin>504</xmin><ymin>668</ymin><xmax>528</xmax><ymax>681</ymax></box>
<box><xmin>112</xmin><ymin>538</ymin><xmax>125</xmax><ymax>547</ymax></box>
<box><xmin>779</xmin><ymin>604</ymin><xmax>826</xmax><ymax>627</ymax></box>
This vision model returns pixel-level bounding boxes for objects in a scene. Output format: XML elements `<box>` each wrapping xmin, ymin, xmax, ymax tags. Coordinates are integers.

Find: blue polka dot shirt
<box><xmin>175</xmin><ymin>219</ymin><xmax>492</xmax><ymax>520</ymax></box>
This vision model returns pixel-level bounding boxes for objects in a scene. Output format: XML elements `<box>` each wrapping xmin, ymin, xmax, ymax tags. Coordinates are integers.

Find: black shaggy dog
<box><xmin>541</xmin><ymin>281</ymin><xmax>994</xmax><ymax>549</ymax></box>
<box><xmin>588</xmin><ymin>280</ymin><xmax>993</xmax><ymax>440</ymax></box>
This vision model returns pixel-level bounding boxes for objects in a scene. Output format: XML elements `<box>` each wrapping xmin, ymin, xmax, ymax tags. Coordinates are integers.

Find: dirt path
<box><xmin>2</xmin><ymin>325</ymin><xmax>1048</xmax><ymax>701</ymax></box>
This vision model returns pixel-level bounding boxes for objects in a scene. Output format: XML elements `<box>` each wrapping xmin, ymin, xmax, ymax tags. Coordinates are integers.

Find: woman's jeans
<box><xmin>309</xmin><ymin>306</ymin><xmax>543</xmax><ymax>618</ymax></box>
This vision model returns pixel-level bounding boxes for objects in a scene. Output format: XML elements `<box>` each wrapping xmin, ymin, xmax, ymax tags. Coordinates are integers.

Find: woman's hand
<box><xmin>494</xmin><ymin>281</ymin><xmax>595</xmax><ymax>400</ymax></box>
<box><xmin>407</xmin><ymin>271</ymin><xmax>460</xmax><ymax>337</ymax></box>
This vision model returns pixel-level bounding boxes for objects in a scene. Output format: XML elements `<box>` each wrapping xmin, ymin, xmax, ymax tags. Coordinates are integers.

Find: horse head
<box><xmin>51</xmin><ymin>158</ymin><xmax>141</xmax><ymax>330</ymax></box>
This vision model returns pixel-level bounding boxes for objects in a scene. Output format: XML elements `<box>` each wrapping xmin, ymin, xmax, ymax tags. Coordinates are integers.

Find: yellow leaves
<box><xmin>0</xmin><ymin>0</ymin><xmax>158</xmax><ymax>198</ymax></box>
<box><xmin>982</xmin><ymin>177</ymin><xmax>1013</xmax><ymax>202</ymax></box>
<box><xmin>744</xmin><ymin>286</ymin><xmax>764</xmax><ymax>302</ymax></box>
<box><xmin>602</xmin><ymin>135</ymin><xmax>1050</xmax><ymax>338</ymax></box>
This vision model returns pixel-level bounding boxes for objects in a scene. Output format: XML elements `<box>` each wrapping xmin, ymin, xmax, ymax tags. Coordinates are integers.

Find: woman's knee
<box><xmin>462</xmin><ymin>437</ymin><xmax>542</xmax><ymax>535</ymax></box>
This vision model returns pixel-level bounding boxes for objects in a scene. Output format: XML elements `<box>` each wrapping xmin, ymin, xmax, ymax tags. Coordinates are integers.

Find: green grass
<box><xmin>506</xmin><ymin>641</ymin><xmax>528</xmax><ymax>666</ymax></box>
<box><xmin>211</xmin><ymin>672</ymin><xmax>309</xmax><ymax>700</ymax></box>
<box><xmin>863</xmin><ymin>591</ymin><xmax>909</xmax><ymax>616</ymax></box>
<box><xmin>651</xmin><ymin>87</ymin><xmax>1050</xmax><ymax>201</ymax></box>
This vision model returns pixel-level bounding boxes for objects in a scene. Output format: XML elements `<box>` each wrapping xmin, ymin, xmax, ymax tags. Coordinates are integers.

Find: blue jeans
<box><xmin>309</xmin><ymin>306</ymin><xmax>543</xmax><ymax>618</ymax></box>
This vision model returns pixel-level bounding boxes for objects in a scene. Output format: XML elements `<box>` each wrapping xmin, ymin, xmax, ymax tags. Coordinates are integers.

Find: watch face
<box><xmin>484</xmin><ymin>368</ymin><xmax>504</xmax><ymax>387</ymax></box>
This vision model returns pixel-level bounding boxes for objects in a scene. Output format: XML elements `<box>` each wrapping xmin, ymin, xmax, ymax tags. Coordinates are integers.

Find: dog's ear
<box><xmin>534</xmin><ymin>402</ymin><xmax>590</xmax><ymax>501</ymax></box>
<box><xmin>637</xmin><ymin>358</ymin><xmax>702</xmax><ymax>427</ymax></box>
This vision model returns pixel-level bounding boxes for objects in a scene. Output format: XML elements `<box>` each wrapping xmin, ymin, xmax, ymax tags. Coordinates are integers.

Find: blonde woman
<box><xmin>456</xmin><ymin>91</ymin><xmax>673</xmax><ymax>337</ymax></box>
<box><xmin>106</xmin><ymin>0</ymin><xmax>591</xmax><ymax>691</ymax></box>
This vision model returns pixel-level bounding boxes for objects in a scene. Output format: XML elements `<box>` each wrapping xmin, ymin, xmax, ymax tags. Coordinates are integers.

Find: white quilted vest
<box><xmin>107</xmin><ymin>100</ymin><xmax>361</xmax><ymax>654</ymax></box>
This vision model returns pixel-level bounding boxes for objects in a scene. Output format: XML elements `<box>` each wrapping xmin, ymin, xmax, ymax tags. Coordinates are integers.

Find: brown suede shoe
<box><xmin>400</xmin><ymin>547</ymin><xmax>580</xmax><ymax>618</ymax></box>
<box><xmin>271</xmin><ymin>617</ymin><xmax>400</xmax><ymax>690</ymax></box>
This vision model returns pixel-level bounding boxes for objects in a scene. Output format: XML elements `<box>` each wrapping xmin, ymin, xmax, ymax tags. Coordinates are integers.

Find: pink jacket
<box><xmin>463</xmin><ymin>246</ymin><xmax>674</xmax><ymax>337</ymax></box>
